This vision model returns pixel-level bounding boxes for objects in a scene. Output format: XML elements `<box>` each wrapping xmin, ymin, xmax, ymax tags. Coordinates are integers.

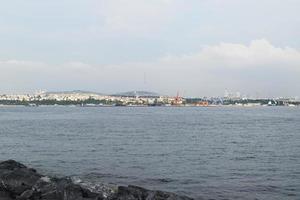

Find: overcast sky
<box><xmin>0</xmin><ymin>0</ymin><xmax>299</xmax><ymax>97</ymax></box>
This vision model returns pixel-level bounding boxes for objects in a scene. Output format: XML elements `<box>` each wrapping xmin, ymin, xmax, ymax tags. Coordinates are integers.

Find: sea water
<box><xmin>0</xmin><ymin>106</ymin><xmax>299</xmax><ymax>199</ymax></box>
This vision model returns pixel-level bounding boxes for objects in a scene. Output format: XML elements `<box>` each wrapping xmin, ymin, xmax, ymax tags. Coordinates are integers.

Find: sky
<box><xmin>0</xmin><ymin>0</ymin><xmax>299</xmax><ymax>97</ymax></box>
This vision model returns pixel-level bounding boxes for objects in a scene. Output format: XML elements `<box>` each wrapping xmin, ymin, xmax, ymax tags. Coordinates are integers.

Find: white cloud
<box><xmin>94</xmin><ymin>0</ymin><xmax>178</xmax><ymax>34</ymax></box>
<box><xmin>0</xmin><ymin>39</ymin><xmax>299</xmax><ymax>97</ymax></box>
<box><xmin>160</xmin><ymin>39</ymin><xmax>300</xmax><ymax>69</ymax></box>
<box><xmin>0</xmin><ymin>60</ymin><xmax>47</xmax><ymax>70</ymax></box>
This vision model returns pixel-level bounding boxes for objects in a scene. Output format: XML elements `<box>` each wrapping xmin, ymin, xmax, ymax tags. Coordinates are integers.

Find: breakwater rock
<box><xmin>0</xmin><ymin>160</ymin><xmax>193</xmax><ymax>200</ymax></box>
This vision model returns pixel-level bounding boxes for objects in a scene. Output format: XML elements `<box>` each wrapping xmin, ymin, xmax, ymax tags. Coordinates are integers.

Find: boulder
<box><xmin>111</xmin><ymin>185</ymin><xmax>192</xmax><ymax>200</ymax></box>
<box><xmin>0</xmin><ymin>160</ymin><xmax>41</xmax><ymax>197</ymax></box>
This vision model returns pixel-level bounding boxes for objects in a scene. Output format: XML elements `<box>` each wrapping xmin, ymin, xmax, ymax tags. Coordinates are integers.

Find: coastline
<box><xmin>0</xmin><ymin>104</ymin><xmax>299</xmax><ymax>108</ymax></box>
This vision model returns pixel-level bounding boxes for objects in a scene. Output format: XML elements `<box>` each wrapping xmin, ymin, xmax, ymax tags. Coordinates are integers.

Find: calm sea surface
<box><xmin>0</xmin><ymin>106</ymin><xmax>299</xmax><ymax>199</ymax></box>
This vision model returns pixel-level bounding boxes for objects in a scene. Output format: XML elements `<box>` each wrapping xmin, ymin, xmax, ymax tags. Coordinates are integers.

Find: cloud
<box><xmin>0</xmin><ymin>60</ymin><xmax>47</xmax><ymax>70</ymax></box>
<box><xmin>151</xmin><ymin>39</ymin><xmax>300</xmax><ymax>96</ymax></box>
<box><xmin>160</xmin><ymin>39</ymin><xmax>300</xmax><ymax>69</ymax></box>
<box><xmin>93</xmin><ymin>0</ymin><xmax>178</xmax><ymax>35</ymax></box>
<box><xmin>0</xmin><ymin>39</ymin><xmax>299</xmax><ymax>97</ymax></box>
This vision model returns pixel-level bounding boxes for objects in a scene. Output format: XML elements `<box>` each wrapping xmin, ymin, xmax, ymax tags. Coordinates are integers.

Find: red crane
<box><xmin>174</xmin><ymin>91</ymin><xmax>182</xmax><ymax>105</ymax></box>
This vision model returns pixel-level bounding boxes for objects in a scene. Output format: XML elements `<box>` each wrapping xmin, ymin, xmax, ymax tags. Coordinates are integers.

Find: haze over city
<box><xmin>1</xmin><ymin>0</ymin><xmax>300</xmax><ymax>97</ymax></box>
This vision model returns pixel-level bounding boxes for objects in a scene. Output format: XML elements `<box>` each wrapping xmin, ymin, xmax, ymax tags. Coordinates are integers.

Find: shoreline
<box><xmin>0</xmin><ymin>104</ymin><xmax>299</xmax><ymax>108</ymax></box>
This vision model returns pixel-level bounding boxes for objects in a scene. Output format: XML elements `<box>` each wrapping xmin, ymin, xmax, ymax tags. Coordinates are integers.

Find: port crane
<box><xmin>173</xmin><ymin>91</ymin><xmax>182</xmax><ymax>105</ymax></box>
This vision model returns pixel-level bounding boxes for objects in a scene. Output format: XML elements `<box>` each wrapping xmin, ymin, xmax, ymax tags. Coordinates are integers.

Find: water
<box><xmin>0</xmin><ymin>106</ymin><xmax>299</xmax><ymax>199</ymax></box>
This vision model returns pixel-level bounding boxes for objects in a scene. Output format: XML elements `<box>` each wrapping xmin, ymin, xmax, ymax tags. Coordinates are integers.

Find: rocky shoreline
<box><xmin>0</xmin><ymin>160</ymin><xmax>193</xmax><ymax>200</ymax></box>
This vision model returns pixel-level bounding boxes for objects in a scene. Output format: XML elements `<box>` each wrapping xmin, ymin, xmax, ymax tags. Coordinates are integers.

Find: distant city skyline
<box><xmin>0</xmin><ymin>89</ymin><xmax>299</xmax><ymax>100</ymax></box>
<box><xmin>0</xmin><ymin>0</ymin><xmax>299</xmax><ymax>97</ymax></box>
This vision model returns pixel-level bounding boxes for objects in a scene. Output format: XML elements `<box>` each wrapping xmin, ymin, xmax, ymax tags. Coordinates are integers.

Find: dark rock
<box><xmin>0</xmin><ymin>160</ymin><xmax>41</xmax><ymax>197</ymax></box>
<box><xmin>114</xmin><ymin>185</ymin><xmax>148</xmax><ymax>200</ymax></box>
<box><xmin>0</xmin><ymin>160</ymin><xmax>27</xmax><ymax>170</ymax></box>
<box><xmin>111</xmin><ymin>185</ymin><xmax>192</xmax><ymax>200</ymax></box>
<box><xmin>0</xmin><ymin>160</ymin><xmax>193</xmax><ymax>200</ymax></box>
<box><xmin>16</xmin><ymin>189</ymin><xmax>33</xmax><ymax>200</ymax></box>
